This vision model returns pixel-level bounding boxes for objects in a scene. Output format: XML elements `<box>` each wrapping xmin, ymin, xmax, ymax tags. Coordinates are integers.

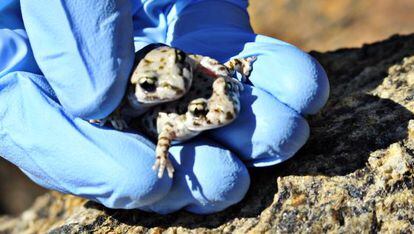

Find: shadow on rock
<box><xmin>283</xmin><ymin>94</ymin><xmax>414</xmax><ymax>177</ymax></box>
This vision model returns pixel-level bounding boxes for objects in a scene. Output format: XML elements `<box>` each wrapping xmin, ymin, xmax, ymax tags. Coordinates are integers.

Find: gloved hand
<box><xmin>0</xmin><ymin>0</ymin><xmax>329</xmax><ymax>214</ymax></box>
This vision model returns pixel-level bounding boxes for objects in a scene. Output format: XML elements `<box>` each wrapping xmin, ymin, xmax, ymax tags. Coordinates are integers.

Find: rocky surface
<box><xmin>249</xmin><ymin>0</ymin><xmax>414</xmax><ymax>51</ymax></box>
<box><xmin>1</xmin><ymin>34</ymin><xmax>414</xmax><ymax>233</ymax></box>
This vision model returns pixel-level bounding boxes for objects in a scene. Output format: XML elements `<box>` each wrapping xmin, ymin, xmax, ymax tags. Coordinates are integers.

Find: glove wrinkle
<box><xmin>0</xmin><ymin>29</ymin><xmax>40</xmax><ymax>77</ymax></box>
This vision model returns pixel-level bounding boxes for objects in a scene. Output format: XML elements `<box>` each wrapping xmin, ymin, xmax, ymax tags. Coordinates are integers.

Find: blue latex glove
<box><xmin>0</xmin><ymin>0</ymin><xmax>329</xmax><ymax>214</ymax></box>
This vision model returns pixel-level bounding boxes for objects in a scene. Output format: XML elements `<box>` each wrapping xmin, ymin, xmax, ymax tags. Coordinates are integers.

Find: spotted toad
<box><xmin>93</xmin><ymin>46</ymin><xmax>256</xmax><ymax>178</ymax></box>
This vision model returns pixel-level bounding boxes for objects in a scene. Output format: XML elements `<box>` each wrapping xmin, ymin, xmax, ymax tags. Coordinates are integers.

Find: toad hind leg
<box><xmin>225</xmin><ymin>56</ymin><xmax>257</xmax><ymax>82</ymax></box>
<box><xmin>89</xmin><ymin>107</ymin><xmax>129</xmax><ymax>130</ymax></box>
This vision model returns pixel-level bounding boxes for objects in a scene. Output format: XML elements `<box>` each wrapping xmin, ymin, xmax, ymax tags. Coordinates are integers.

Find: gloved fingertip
<box><xmin>241</xmin><ymin>35</ymin><xmax>330</xmax><ymax>115</ymax></box>
<box><xmin>140</xmin><ymin>138</ymin><xmax>250</xmax><ymax>214</ymax></box>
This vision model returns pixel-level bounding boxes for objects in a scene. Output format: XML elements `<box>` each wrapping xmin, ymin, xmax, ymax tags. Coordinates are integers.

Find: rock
<box><xmin>1</xmin><ymin>34</ymin><xmax>414</xmax><ymax>233</ymax></box>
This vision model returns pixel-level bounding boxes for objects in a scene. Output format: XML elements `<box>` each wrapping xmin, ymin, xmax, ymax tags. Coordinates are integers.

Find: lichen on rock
<box><xmin>1</xmin><ymin>34</ymin><xmax>414</xmax><ymax>233</ymax></box>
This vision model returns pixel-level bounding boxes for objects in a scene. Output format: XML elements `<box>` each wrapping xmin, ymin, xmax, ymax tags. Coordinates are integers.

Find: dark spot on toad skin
<box><xmin>226</xmin><ymin>112</ymin><xmax>234</xmax><ymax>120</ymax></box>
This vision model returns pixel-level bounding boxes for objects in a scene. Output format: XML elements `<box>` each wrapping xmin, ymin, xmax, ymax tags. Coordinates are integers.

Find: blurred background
<box><xmin>249</xmin><ymin>0</ymin><xmax>414</xmax><ymax>51</ymax></box>
<box><xmin>1</xmin><ymin>0</ymin><xmax>414</xmax><ymax>216</ymax></box>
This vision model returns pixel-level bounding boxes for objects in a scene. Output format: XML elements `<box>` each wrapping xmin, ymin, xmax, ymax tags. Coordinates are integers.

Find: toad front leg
<box><xmin>153</xmin><ymin>122</ymin><xmax>175</xmax><ymax>178</ymax></box>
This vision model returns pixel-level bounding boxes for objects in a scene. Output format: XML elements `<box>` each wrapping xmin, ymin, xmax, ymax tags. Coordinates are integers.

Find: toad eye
<box><xmin>138</xmin><ymin>76</ymin><xmax>157</xmax><ymax>92</ymax></box>
<box><xmin>188</xmin><ymin>101</ymin><xmax>208</xmax><ymax>117</ymax></box>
